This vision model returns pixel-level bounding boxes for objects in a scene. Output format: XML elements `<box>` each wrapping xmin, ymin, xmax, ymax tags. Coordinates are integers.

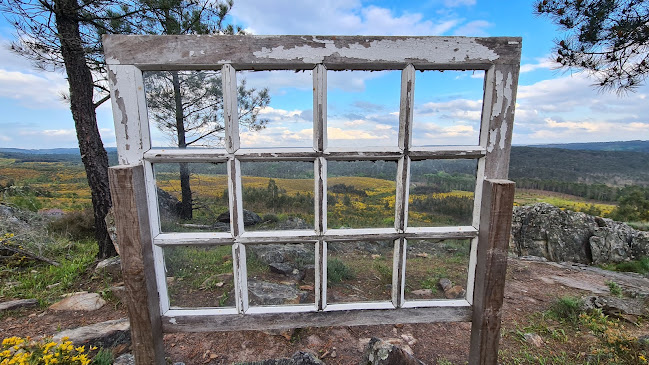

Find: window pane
<box><xmin>327</xmin><ymin>70</ymin><xmax>400</xmax><ymax>148</ymax></box>
<box><xmin>408</xmin><ymin>159</ymin><xmax>478</xmax><ymax>227</ymax></box>
<box><xmin>154</xmin><ymin>163</ymin><xmax>229</xmax><ymax>233</ymax></box>
<box><xmin>238</xmin><ymin>70</ymin><xmax>313</xmax><ymax>148</ymax></box>
<box><xmin>327</xmin><ymin>241</ymin><xmax>393</xmax><ymax>304</ymax></box>
<box><xmin>163</xmin><ymin>245</ymin><xmax>235</xmax><ymax>308</ymax></box>
<box><xmin>404</xmin><ymin>239</ymin><xmax>470</xmax><ymax>301</ymax></box>
<box><xmin>241</xmin><ymin>161</ymin><xmax>314</xmax><ymax>231</ymax></box>
<box><xmin>246</xmin><ymin>243</ymin><xmax>316</xmax><ymax>306</ymax></box>
<box><xmin>413</xmin><ymin>70</ymin><xmax>484</xmax><ymax>146</ymax></box>
<box><xmin>327</xmin><ymin>160</ymin><xmax>397</xmax><ymax>229</ymax></box>
<box><xmin>144</xmin><ymin>70</ymin><xmax>228</xmax><ymax>149</ymax></box>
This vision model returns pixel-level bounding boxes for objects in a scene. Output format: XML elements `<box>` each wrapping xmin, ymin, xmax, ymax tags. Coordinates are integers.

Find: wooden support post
<box><xmin>109</xmin><ymin>165</ymin><xmax>165</xmax><ymax>365</ymax></box>
<box><xmin>469</xmin><ymin>179</ymin><xmax>515</xmax><ymax>365</ymax></box>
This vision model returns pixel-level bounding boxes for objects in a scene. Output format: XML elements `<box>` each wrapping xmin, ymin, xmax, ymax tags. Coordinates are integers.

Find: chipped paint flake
<box><xmin>487</xmin><ymin>130</ymin><xmax>497</xmax><ymax>153</ymax></box>
<box><xmin>252</xmin><ymin>38</ymin><xmax>499</xmax><ymax>64</ymax></box>
<box><xmin>491</xmin><ymin>70</ymin><xmax>505</xmax><ymax>118</ymax></box>
<box><xmin>169</xmin><ymin>317</ymin><xmax>177</xmax><ymax>324</ymax></box>
<box><xmin>498</xmin><ymin>121</ymin><xmax>508</xmax><ymax>150</ymax></box>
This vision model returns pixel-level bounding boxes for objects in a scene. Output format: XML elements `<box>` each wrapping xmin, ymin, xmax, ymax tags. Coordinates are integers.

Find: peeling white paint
<box><xmin>498</xmin><ymin>121</ymin><xmax>508</xmax><ymax>150</ymax></box>
<box><xmin>491</xmin><ymin>70</ymin><xmax>504</xmax><ymax>119</ymax></box>
<box><xmin>189</xmin><ymin>51</ymin><xmax>195</xmax><ymax>57</ymax></box>
<box><xmin>169</xmin><ymin>317</ymin><xmax>177</xmax><ymax>324</ymax></box>
<box><xmin>252</xmin><ymin>38</ymin><xmax>499</xmax><ymax>64</ymax></box>
<box><xmin>487</xmin><ymin>130</ymin><xmax>497</xmax><ymax>153</ymax></box>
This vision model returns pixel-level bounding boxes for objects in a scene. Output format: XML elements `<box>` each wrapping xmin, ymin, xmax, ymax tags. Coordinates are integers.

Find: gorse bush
<box><xmin>0</xmin><ymin>336</ymin><xmax>93</xmax><ymax>365</ymax></box>
<box><xmin>327</xmin><ymin>258</ymin><xmax>354</xmax><ymax>283</ymax></box>
<box><xmin>47</xmin><ymin>209</ymin><xmax>95</xmax><ymax>240</ymax></box>
<box><xmin>548</xmin><ymin>296</ymin><xmax>583</xmax><ymax>324</ymax></box>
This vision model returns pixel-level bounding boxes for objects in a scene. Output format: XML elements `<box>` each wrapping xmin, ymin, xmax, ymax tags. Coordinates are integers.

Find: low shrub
<box><xmin>328</xmin><ymin>258</ymin><xmax>354</xmax><ymax>283</ymax></box>
<box><xmin>0</xmin><ymin>336</ymin><xmax>94</xmax><ymax>365</ymax></box>
<box><xmin>48</xmin><ymin>209</ymin><xmax>95</xmax><ymax>240</ymax></box>
<box><xmin>548</xmin><ymin>296</ymin><xmax>583</xmax><ymax>324</ymax></box>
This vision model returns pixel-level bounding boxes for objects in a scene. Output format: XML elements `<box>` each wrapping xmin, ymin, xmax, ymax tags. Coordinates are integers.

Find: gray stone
<box><xmin>582</xmin><ymin>296</ymin><xmax>648</xmax><ymax>317</ymax></box>
<box><xmin>249</xmin><ymin>244</ymin><xmax>314</xmax><ymax>266</ymax></box>
<box><xmin>523</xmin><ymin>333</ymin><xmax>544</xmax><ymax>348</ymax></box>
<box><xmin>444</xmin><ymin>285</ymin><xmax>466</xmax><ymax>299</ymax></box>
<box><xmin>247</xmin><ymin>280</ymin><xmax>307</xmax><ymax>305</ymax></box>
<box><xmin>53</xmin><ymin>318</ymin><xmax>130</xmax><ymax>348</ymax></box>
<box><xmin>269</xmin><ymin>262</ymin><xmax>297</xmax><ymax>276</ymax></box>
<box><xmin>511</xmin><ymin>203</ymin><xmax>649</xmax><ymax>264</ymax></box>
<box><xmin>438</xmin><ymin>278</ymin><xmax>452</xmax><ymax>292</ymax></box>
<box><xmin>95</xmin><ymin>256</ymin><xmax>122</xmax><ymax>278</ymax></box>
<box><xmin>156</xmin><ymin>187</ymin><xmax>182</xmax><ymax>219</ymax></box>
<box><xmin>278</xmin><ymin>217</ymin><xmax>313</xmax><ymax>230</ymax></box>
<box><xmin>0</xmin><ymin>299</ymin><xmax>38</xmax><ymax>311</ymax></box>
<box><xmin>49</xmin><ymin>292</ymin><xmax>106</xmax><ymax>311</ymax></box>
<box><xmin>361</xmin><ymin>337</ymin><xmax>425</xmax><ymax>365</ymax></box>
<box><xmin>235</xmin><ymin>351</ymin><xmax>324</xmax><ymax>365</ymax></box>
<box><xmin>410</xmin><ymin>289</ymin><xmax>433</xmax><ymax>296</ymax></box>
<box><xmin>217</xmin><ymin>209</ymin><xmax>262</xmax><ymax>226</ymax></box>
<box><xmin>113</xmin><ymin>353</ymin><xmax>135</xmax><ymax>365</ymax></box>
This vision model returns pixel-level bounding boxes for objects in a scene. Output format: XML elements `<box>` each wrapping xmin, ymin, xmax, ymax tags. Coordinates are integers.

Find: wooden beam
<box><xmin>108</xmin><ymin>165</ymin><xmax>164</xmax><ymax>365</ymax></box>
<box><xmin>162</xmin><ymin>306</ymin><xmax>471</xmax><ymax>332</ymax></box>
<box><xmin>468</xmin><ymin>179</ymin><xmax>515</xmax><ymax>365</ymax></box>
<box><xmin>103</xmin><ymin>35</ymin><xmax>522</xmax><ymax>70</ymax></box>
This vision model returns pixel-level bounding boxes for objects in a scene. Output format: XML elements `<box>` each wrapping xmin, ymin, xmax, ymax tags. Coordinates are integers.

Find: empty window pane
<box><xmin>327</xmin><ymin>160</ymin><xmax>397</xmax><ymax>229</ymax></box>
<box><xmin>327</xmin><ymin>70</ymin><xmax>400</xmax><ymax>148</ymax></box>
<box><xmin>408</xmin><ymin>159</ymin><xmax>478</xmax><ymax>227</ymax></box>
<box><xmin>154</xmin><ymin>163</ymin><xmax>229</xmax><ymax>232</ymax></box>
<box><xmin>163</xmin><ymin>245</ymin><xmax>234</xmax><ymax>308</ymax></box>
<box><xmin>404</xmin><ymin>239</ymin><xmax>470</xmax><ymax>301</ymax></box>
<box><xmin>327</xmin><ymin>241</ymin><xmax>394</xmax><ymax>304</ymax></box>
<box><xmin>246</xmin><ymin>243</ymin><xmax>316</xmax><ymax>306</ymax></box>
<box><xmin>241</xmin><ymin>161</ymin><xmax>314</xmax><ymax>231</ymax></box>
<box><xmin>413</xmin><ymin>70</ymin><xmax>484</xmax><ymax>146</ymax></box>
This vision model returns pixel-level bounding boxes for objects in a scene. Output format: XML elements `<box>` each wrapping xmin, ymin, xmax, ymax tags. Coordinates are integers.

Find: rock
<box><xmin>511</xmin><ymin>203</ymin><xmax>649</xmax><ymax>264</ymax></box>
<box><xmin>361</xmin><ymin>337</ymin><xmax>425</xmax><ymax>365</ymax></box>
<box><xmin>582</xmin><ymin>296</ymin><xmax>648</xmax><ymax>317</ymax></box>
<box><xmin>278</xmin><ymin>217</ymin><xmax>313</xmax><ymax>230</ymax></box>
<box><xmin>156</xmin><ymin>188</ymin><xmax>182</xmax><ymax>219</ymax></box>
<box><xmin>113</xmin><ymin>353</ymin><xmax>135</xmax><ymax>365</ymax></box>
<box><xmin>39</xmin><ymin>209</ymin><xmax>65</xmax><ymax>219</ymax></box>
<box><xmin>53</xmin><ymin>318</ymin><xmax>130</xmax><ymax>348</ymax></box>
<box><xmin>217</xmin><ymin>209</ymin><xmax>262</xmax><ymax>226</ymax></box>
<box><xmin>438</xmin><ymin>278</ymin><xmax>453</xmax><ymax>292</ymax></box>
<box><xmin>444</xmin><ymin>285</ymin><xmax>466</xmax><ymax>299</ymax></box>
<box><xmin>95</xmin><ymin>256</ymin><xmax>122</xmax><ymax>278</ymax></box>
<box><xmin>410</xmin><ymin>289</ymin><xmax>433</xmax><ymax>296</ymax></box>
<box><xmin>235</xmin><ymin>351</ymin><xmax>324</xmax><ymax>365</ymax></box>
<box><xmin>0</xmin><ymin>299</ymin><xmax>39</xmax><ymax>312</ymax></box>
<box><xmin>523</xmin><ymin>333</ymin><xmax>544</xmax><ymax>348</ymax></box>
<box><xmin>249</xmin><ymin>244</ymin><xmax>314</xmax><ymax>266</ymax></box>
<box><xmin>109</xmin><ymin>285</ymin><xmax>126</xmax><ymax>302</ymax></box>
<box><xmin>247</xmin><ymin>280</ymin><xmax>307</xmax><ymax>305</ymax></box>
<box><xmin>269</xmin><ymin>262</ymin><xmax>298</xmax><ymax>276</ymax></box>
<box><xmin>105</xmin><ymin>207</ymin><xmax>119</xmax><ymax>255</ymax></box>
<box><xmin>50</xmin><ymin>292</ymin><xmax>106</xmax><ymax>311</ymax></box>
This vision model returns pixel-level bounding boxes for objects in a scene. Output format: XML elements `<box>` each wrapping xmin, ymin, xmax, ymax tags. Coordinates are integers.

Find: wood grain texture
<box><xmin>108</xmin><ymin>165</ymin><xmax>164</xmax><ymax>365</ymax></box>
<box><xmin>162</xmin><ymin>306</ymin><xmax>471</xmax><ymax>332</ymax></box>
<box><xmin>399</xmin><ymin>65</ymin><xmax>415</xmax><ymax>151</ymax></box>
<box><xmin>104</xmin><ymin>35</ymin><xmax>521</xmax><ymax>70</ymax></box>
<box><xmin>468</xmin><ymin>179</ymin><xmax>515</xmax><ymax>365</ymax></box>
<box><xmin>223</xmin><ymin>64</ymin><xmax>240</xmax><ymax>153</ymax></box>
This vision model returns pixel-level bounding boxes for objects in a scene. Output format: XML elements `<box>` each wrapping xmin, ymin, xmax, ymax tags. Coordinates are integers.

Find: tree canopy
<box><xmin>535</xmin><ymin>0</ymin><xmax>649</xmax><ymax>92</ymax></box>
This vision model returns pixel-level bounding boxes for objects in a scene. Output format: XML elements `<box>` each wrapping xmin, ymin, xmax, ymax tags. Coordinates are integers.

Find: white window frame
<box><xmin>105</xmin><ymin>35</ymin><xmax>521</xmax><ymax>331</ymax></box>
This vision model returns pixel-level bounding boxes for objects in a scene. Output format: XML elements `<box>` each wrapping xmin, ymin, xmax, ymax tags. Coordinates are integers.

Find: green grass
<box><xmin>327</xmin><ymin>258</ymin><xmax>355</xmax><ymax>283</ymax></box>
<box><xmin>600</xmin><ymin>257</ymin><xmax>649</xmax><ymax>275</ymax></box>
<box><xmin>547</xmin><ymin>296</ymin><xmax>583</xmax><ymax>324</ymax></box>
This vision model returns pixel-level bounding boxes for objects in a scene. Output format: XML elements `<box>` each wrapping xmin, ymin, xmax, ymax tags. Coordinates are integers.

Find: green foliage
<box><xmin>611</xmin><ymin>186</ymin><xmax>649</xmax><ymax>222</ymax></box>
<box><xmin>535</xmin><ymin>0</ymin><xmax>649</xmax><ymax>91</ymax></box>
<box><xmin>91</xmin><ymin>348</ymin><xmax>114</xmax><ymax>365</ymax></box>
<box><xmin>329</xmin><ymin>183</ymin><xmax>367</xmax><ymax>196</ymax></box>
<box><xmin>600</xmin><ymin>257</ymin><xmax>649</xmax><ymax>275</ymax></box>
<box><xmin>606</xmin><ymin>280</ymin><xmax>623</xmax><ymax>297</ymax></box>
<box><xmin>327</xmin><ymin>258</ymin><xmax>355</xmax><ymax>284</ymax></box>
<box><xmin>48</xmin><ymin>209</ymin><xmax>96</xmax><ymax>240</ymax></box>
<box><xmin>547</xmin><ymin>296</ymin><xmax>583</xmax><ymax>324</ymax></box>
<box><xmin>410</xmin><ymin>195</ymin><xmax>473</xmax><ymax>225</ymax></box>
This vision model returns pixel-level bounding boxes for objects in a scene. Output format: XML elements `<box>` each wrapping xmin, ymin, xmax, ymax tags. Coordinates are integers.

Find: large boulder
<box><xmin>511</xmin><ymin>203</ymin><xmax>649</xmax><ymax>264</ymax></box>
<box><xmin>217</xmin><ymin>209</ymin><xmax>262</xmax><ymax>226</ymax></box>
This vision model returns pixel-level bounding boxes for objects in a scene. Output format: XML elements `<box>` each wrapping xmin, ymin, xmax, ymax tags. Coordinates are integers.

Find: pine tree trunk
<box><xmin>172</xmin><ymin>71</ymin><xmax>193</xmax><ymax>220</ymax></box>
<box><xmin>55</xmin><ymin>0</ymin><xmax>116</xmax><ymax>258</ymax></box>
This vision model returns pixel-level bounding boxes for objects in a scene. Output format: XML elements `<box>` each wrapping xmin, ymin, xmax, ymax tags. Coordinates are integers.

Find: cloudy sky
<box><xmin>0</xmin><ymin>0</ymin><xmax>647</xmax><ymax>149</ymax></box>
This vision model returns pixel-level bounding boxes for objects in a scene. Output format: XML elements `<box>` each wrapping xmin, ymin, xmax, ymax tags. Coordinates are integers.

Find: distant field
<box><xmin>0</xmin><ymin>156</ymin><xmax>619</xmax><ymax>221</ymax></box>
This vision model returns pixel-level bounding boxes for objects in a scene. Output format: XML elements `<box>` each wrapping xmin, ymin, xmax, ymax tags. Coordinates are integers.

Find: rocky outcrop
<box><xmin>512</xmin><ymin>203</ymin><xmax>649</xmax><ymax>264</ymax></box>
<box><xmin>217</xmin><ymin>209</ymin><xmax>262</xmax><ymax>226</ymax></box>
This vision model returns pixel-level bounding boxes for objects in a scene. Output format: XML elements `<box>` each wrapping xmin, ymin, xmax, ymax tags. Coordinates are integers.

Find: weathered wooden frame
<box><xmin>105</xmin><ymin>35</ymin><xmax>520</xmax><ymax>364</ymax></box>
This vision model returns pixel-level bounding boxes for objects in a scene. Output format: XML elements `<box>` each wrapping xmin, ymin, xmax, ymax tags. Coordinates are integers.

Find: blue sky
<box><xmin>0</xmin><ymin>0</ymin><xmax>647</xmax><ymax>149</ymax></box>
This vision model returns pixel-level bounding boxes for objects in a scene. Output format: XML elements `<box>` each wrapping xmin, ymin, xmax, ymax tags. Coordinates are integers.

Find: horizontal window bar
<box><xmin>162</xmin><ymin>305</ymin><xmax>472</xmax><ymax>332</ymax></box>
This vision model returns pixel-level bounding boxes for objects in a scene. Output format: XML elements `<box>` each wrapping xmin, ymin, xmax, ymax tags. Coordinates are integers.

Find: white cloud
<box><xmin>0</xmin><ymin>69</ymin><xmax>68</xmax><ymax>109</ymax></box>
<box><xmin>231</xmin><ymin>0</ymin><xmax>485</xmax><ymax>36</ymax></box>
<box><xmin>453</xmin><ymin>20</ymin><xmax>492</xmax><ymax>36</ymax></box>
<box><xmin>520</xmin><ymin>56</ymin><xmax>561</xmax><ymax>73</ymax></box>
<box><xmin>444</xmin><ymin>0</ymin><xmax>476</xmax><ymax>7</ymax></box>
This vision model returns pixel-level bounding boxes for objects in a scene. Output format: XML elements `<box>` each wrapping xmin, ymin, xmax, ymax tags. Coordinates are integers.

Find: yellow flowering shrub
<box><xmin>0</xmin><ymin>336</ymin><xmax>93</xmax><ymax>365</ymax></box>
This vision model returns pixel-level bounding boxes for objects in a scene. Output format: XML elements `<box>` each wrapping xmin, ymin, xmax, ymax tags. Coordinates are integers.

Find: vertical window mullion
<box><xmin>222</xmin><ymin>64</ymin><xmax>240</xmax><ymax>153</ymax></box>
<box><xmin>313</xmin><ymin>64</ymin><xmax>327</xmax><ymax>310</ymax></box>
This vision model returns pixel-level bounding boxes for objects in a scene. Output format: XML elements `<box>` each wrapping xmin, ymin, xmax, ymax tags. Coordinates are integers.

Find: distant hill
<box><xmin>1</xmin><ymin>144</ymin><xmax>647</xmax><ymax>187</ymax></box>
<box><xmin>528</xmin><ymin>140</ymin><xmax>649</xmax><ymax>153</ymax></box>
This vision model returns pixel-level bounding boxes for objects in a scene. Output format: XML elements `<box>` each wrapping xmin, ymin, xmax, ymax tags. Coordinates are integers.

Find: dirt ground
<box><xmin>2</xmin><ymin>257</ymin><xmax>648</xmax><ymax>364</ymax></box>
